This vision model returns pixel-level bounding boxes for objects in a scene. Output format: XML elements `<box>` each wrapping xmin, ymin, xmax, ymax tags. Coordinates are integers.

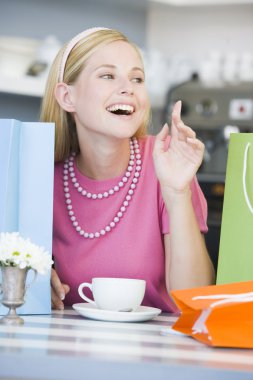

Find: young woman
<box><xmin>40</xmin><ymin>27</ymin><xmax>215</xmax><ymax>312</ymax></box>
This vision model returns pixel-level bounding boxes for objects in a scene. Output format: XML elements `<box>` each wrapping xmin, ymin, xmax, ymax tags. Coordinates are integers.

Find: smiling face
<box><xmin>68</xmin><ymin>40</ymin><xmax>149</xmax><ymax>140</ymax></box>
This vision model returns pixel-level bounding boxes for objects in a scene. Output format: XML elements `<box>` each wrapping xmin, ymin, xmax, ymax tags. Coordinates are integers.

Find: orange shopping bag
<box><xmin>170</xmin><ymin>281</ymin><xmax>253</xmax><ymax>348</ymax></box>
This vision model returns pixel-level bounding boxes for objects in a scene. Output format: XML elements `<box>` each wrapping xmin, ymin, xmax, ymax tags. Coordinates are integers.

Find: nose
<box><xmin>118</xmin><ymin>78</ymin><xmax>134</xmax><ymax>96</ymax></box>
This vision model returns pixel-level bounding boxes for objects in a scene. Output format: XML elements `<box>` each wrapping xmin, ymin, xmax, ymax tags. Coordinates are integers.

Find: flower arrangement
<box><xmin>0</xmin><ymin>232</ymin><xmax>53</xmax><ymax>275</ymax></box>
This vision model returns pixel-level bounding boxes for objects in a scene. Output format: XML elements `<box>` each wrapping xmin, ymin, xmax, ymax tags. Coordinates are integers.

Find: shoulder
<box><xmin>138</xmin><ymin>135</ymin><xmax>155</xmax><ymax>155</ymax></box>
<box><xmin>138</xmin><ymin>134</ymin><xmax>171</xmax><ymax>155</ymax></box>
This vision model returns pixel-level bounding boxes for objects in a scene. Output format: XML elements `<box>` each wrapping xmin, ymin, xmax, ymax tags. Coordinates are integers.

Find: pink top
<box><xmin>53</xmin><ymin>135</ymin><xmax>208</xmax><ymax>312</ymax></box>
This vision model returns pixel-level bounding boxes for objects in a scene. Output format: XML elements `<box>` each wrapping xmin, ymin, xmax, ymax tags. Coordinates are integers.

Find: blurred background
<box><xmin>1</xmin><ymin>0</ymin><xmax>253</xmax><ymax>269</ymax></box>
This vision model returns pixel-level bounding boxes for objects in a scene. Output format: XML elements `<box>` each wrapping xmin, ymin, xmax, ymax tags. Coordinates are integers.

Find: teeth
<box><xmin>107</xmin><ymin>104</ymin><xmax>134</xmax><ymax>113</ymax></box>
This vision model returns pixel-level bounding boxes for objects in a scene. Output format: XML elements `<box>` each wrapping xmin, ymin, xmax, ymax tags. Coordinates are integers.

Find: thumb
<box><xmin>154</xmin><ymin>124</ymin><xmax>169</xmax><ymax>156</ymax></box>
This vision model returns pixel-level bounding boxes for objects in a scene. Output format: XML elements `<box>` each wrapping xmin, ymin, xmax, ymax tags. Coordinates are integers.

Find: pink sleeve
<box><xmin>161</xmin><ymin>175</ymin><xmax>208</xmax><ymax>234</ymax></box>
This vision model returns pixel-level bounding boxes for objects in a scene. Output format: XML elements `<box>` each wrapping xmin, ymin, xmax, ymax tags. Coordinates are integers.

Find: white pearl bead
<box><xmin>89</xmin><ymin>233</ymin><xmax>94</xmax><ymax>239</ymax></box>
<box><xmin>110</xmin><ymin>222</ymin><xmax>115</xmax><ymax>228</ymax></box>
<box><xmin>105</xmin><ymin>226</ymin><xmax>111</xmax><ymax>232</ymax></box>
<box><xmin>92</xmin><ymin>194</ymin><xmax>97</xmax><ymax>199</ymax></box>
<box><xmin>95</xmin><ymin>232</ymin><xmax>100</xmax><ymax>238</ymax></box>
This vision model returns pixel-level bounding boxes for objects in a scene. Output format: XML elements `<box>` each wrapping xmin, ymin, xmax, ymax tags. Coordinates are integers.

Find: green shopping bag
<box><xmin>217</xmin><ymin>133</ymin><xmax>253</xmax><ymax>284</ymax></box>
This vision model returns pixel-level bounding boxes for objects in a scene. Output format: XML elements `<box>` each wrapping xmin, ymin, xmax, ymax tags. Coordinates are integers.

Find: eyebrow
<box><xmin>94</xmin><ymin>64</ymin><xmax>145</xmax><ymax>74</ymax></box>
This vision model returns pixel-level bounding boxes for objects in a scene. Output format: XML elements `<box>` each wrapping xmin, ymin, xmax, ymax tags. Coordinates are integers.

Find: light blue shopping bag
<box><xmin>0</xmin><ymin>119</ymin><xmax>55</xmax><ymax>314</ymax></box>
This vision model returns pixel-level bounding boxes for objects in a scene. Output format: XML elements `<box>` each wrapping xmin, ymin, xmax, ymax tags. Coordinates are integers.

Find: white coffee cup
<box><xmin>78</xmin><ymin>277</ymin><xmax>146</xmax><ymax>312</ymax></box>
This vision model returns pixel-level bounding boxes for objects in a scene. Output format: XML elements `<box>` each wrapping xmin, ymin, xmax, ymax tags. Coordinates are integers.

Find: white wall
<box><xmin>147</xmin><ymin>3</ymin><xmax>253</xmax><ymax>59</ymax></box>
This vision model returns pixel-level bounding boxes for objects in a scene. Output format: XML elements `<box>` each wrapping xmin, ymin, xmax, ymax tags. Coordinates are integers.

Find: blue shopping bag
<box><xmin>0</xmin><ymin>119</ymin><xmax>55</xmax><ymax>314</ymax></box>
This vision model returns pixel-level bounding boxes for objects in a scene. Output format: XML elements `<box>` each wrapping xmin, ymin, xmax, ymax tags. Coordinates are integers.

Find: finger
<box><xmin>186</xmin><ymin>137</ymin><xmax>205</xmax><ymax>152</ymax></box>
<box><xmin>51</xmin><ymin>283</ymin><xmax>70</xmax><ymax>310</ymax></box>
<box><xmin>178</xmin><ymin>123</ymin><xmax>196</xmax><ymax>139</ymax></box>
<box><xmin>51</xmin><ymin>268</ymin><xmax>66</xmax><ymax>301</ymax></box>
<box><xmin>51</xmin><ymin>287</ymin><xmax>65</xmax><ymax>310</ymax></box>
<box><xmin>63</xmin><ymin>284</ymin><xmax>70</xmax><ymax>295</ymax></box>
<box><xmin>171</xmin><ymin>100</ymin><xmax>183</xmax><ymax>138</ymax></box>
<box><xmin>171</xmin><ymin>100</ymin><xmax>182</xmax><ymax>129</ymax></box>
<box><xmin>172</xmin><ymin>100</ymin><xmax>182</xmax><ymax>123</ymax></box>
<box><xmin>153</xmin><ymin>124</ymin><xmax>169</xmax><ymax>157</ymax></box>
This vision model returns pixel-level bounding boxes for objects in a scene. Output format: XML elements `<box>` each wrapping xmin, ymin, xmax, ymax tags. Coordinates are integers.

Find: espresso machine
<box><xmin>164</xmin><ymin>78</ymin><xmax>253</xmax><ymax>269</ymax></box>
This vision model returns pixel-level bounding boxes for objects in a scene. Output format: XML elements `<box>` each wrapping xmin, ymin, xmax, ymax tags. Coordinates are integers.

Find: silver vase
<box><xmin>0</xmin><ymin>266</ymin><xmax>35</xmax><ymax>325</ymax></box>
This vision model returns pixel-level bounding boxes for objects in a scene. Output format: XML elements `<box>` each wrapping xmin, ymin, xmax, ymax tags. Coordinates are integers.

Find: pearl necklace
<box><xmin>63</xmin><ymin>138</ymin><xmax>142</xmax><ymax>239</ymax></box>
<box><xmin>66</xmin><ymin>139</ymin><xmax>138</xmax><ymax>199</ymax></box>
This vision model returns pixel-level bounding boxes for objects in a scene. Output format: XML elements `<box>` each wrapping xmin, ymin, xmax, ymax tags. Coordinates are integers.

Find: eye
<box><xmin>131</xmin><ymin>77</ymin><xmax>144</xmax><ymax>84</ymax></box>
<box><xmin>100</xmin><ymin>73</ymin><xmax>114</xmax><ymax>80</ymax></box>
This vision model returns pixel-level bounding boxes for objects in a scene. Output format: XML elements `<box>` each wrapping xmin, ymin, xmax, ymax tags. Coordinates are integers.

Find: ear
<box><xmin>54</xmin><ymin>83</ymin><xmax>75</xmax><ymax>112</ymax></box>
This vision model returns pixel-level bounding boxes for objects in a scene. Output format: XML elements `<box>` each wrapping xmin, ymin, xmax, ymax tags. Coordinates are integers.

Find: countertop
<box><xmin>0</xmin><ymin>307</ymin><xmax>253</xmax><ymax>380</ymax></box>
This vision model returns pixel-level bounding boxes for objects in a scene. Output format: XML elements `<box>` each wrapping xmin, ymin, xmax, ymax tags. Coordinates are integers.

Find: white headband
<box><xmin>58</xmin><ymin>27</ymin><xmax>109</xmax><ymax>82</ymax></box>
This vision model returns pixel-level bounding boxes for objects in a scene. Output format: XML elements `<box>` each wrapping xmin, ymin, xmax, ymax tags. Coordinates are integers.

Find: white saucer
<box><xmin>72</xmin><ymin>303</ymin><xmax>161</xmax><ymax>322</ymax></box>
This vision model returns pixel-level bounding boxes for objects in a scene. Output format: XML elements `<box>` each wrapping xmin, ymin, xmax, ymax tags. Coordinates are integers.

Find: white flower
<box><xmin>0</xmin><ymin>232</ymin><xmax>53</xmax><ymax>275</ymax></box>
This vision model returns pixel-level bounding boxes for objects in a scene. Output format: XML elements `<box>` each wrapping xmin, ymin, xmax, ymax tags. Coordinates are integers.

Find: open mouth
<box><xmin>106</xmin><ymin>104</ymin><xmax>135</xmax><ymax>116</ymax></box>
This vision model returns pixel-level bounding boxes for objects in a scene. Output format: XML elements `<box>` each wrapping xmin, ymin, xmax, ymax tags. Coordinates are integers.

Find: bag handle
<box><xmin>192</xmin><ymin>291</ymin><xmax>253</xmax><ymax>301</ymax></box>
<box><xmin>192</xmin><ymin>293</ymin><xmax>253</xmax><ymax>335</ymax></box>
<box><xmin>243</xmin><ymin>142</ymin><xmax>253</xmax><ymax>214</ymax></box>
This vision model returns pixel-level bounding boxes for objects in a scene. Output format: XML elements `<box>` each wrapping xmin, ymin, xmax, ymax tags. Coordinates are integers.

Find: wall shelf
<box><xmin>0</xmin><ymin>75</ymin><xmax>45</xmax><ymax>97</ymax></box>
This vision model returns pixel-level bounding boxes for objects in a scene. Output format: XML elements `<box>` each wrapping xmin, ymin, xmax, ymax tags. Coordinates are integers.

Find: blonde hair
<box><xmin>40</xmin><ymin>28</ymin><xmax>151</xmax><ymax>162</ymax></box>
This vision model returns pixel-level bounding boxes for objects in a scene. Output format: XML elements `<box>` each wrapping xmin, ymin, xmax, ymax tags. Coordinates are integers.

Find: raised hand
<box><xmin>153</xmin><ymin>100</ymin><xmax>205</xmax><ymax>194</ymax></box>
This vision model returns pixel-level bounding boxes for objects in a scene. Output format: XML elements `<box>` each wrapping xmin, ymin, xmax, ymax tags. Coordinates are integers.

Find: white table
<box><xmin>0</xmin><ymin>308</ymin><xmax>253</xmax><ymax>380</ymax></box>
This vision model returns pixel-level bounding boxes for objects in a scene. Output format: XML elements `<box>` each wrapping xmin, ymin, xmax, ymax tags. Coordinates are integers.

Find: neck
<box><xmin>76</xmin><ymin>138</ymin><xmax>131</xmax><ymax>180</ymax></box>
